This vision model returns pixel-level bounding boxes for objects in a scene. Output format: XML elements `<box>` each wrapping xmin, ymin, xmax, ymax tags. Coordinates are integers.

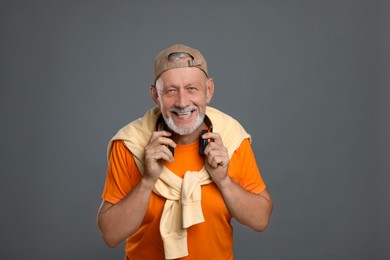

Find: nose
<box><xmin>175</xmin><ymin>89</ymin><xmax>190</xmax><ymax>108</ymax></box>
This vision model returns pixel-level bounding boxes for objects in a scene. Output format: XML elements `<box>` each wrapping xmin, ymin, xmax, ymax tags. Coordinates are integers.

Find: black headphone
<box><xmin>156</xmin><ymin>114</ymin><xmax>213</xmax><ymax>156</ymax></box>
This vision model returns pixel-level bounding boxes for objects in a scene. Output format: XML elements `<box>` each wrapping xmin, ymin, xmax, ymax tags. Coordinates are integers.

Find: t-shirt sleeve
<box><xmin>228</xmin><ymin>138</ymin><xmax>266</xmax><ymax>194</ymax></box>
<box><xmin>101</xmin><ymin>140</ymin><xmax>141</xmax><ymax>204</ymax></box>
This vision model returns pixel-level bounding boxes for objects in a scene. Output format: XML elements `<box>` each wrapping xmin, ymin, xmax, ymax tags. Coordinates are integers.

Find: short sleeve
<box><xmin>101</xmin><ymin>140</ymin><xmax>142</xmax><ymax>204</ymax></box>
<box><xmin>228</xmin><ymin>139</ymin><xmax>266</xmax><ymax>194</ymax></box>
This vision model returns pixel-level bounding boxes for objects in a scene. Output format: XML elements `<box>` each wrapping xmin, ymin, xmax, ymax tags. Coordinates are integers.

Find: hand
<box><xmin>144</xmin><ymin>131</ymin><xmax>176</xmax><ymax>183</ymax></box>
<box><xmin>202</xmin><ymin>132</ymin><xmax>230</xmax><ymax>185</ymax></box>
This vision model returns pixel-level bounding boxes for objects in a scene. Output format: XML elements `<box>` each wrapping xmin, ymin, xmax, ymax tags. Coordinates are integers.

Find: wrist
<box><xmin>214</xmin><ymin>174</ymin><xmax>232</xmax><ymax>190</ymax></box>
<box><xmin>141</xmin><ymin>176</ymin><xmax>157</xmax><ymax>191</ymax></box>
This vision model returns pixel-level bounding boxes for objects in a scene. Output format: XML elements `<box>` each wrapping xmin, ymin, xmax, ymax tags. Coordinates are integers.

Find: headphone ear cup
<box><xmin>168</xmin><ymin>146</ymin><xmax>175</xmax><ymax>157</ymax></box>
<box><xmin>199</xmin><ymin>129</ymin><xmax>209</xmax><ymax>156</ymax></box>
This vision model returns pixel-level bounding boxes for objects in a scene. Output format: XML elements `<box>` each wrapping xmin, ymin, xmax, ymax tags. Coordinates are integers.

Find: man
<box><xmin>98</xmin><ymin>44</ymin><xmax>273</xmax><ymax>259</ymax></box>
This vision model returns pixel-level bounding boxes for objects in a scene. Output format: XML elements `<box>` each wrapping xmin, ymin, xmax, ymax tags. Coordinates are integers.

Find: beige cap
<box><xmin>153</xmin><ymin>44</ymin><xmax>208</xmax><ymax>83</ymax></box>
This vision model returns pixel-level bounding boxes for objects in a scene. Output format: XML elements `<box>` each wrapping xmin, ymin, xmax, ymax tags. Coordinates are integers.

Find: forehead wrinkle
<box><xmin>160</xmin><ymin>77</ymin><xmax>197</xmax><ymax>90</ymax></box>
<box><xmin>156</xmin><ymin>67</ymin><xmax>208</xmax><ymax>91</ymax></box>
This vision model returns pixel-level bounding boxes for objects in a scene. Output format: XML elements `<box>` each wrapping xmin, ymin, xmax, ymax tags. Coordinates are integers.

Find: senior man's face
<box><xmin>153</xmin><ymin>67</ymin><xmax>214</xmax><ymax>135</ymax></box>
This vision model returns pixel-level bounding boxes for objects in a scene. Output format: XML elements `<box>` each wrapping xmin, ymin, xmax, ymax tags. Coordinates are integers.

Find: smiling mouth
<box><xmin>172</xmin><ymin>108</ymin><xmax>197</xmax><ymax>118</ymax></box>
<box><xmin>176</xmin><ymin>111</ymin><xmax>192</xmax><ymax>118</ymax></box>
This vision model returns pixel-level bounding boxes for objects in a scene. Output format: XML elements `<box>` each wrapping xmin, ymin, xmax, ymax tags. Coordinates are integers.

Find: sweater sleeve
<box><xmin>101</xmin><ymin>140</ymin><xmax>142</xmax><ymax>204</ymax></box>
<box><xmin>228</xmin><ymin>139</ymin><xmax>266</xmax><ymax>194</ymax></box>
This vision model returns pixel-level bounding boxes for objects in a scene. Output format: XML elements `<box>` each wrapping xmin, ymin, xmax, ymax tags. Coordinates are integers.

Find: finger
<box><xmin>204</xmin><ymin>142</ymin><xmax>228</xmax><ymax>157</ymax></box>
<box><xmin>205</xmin><ymin>146</ymin><xmax>229</xmax><ymax>167</ymax></box>
<box><xmin>208</xmin><ymin>156</ymin><xmax>228</xmax><ymax>168</ymax></box>
<box><xmin>149</xmin><ymin>145</ymin><xmax>174</xmax><ymax>163</ymax></box>
<box><xmin>164</xmin><ymin>144</ymin><xmax>176</xmax><ymax>162</ymax></box>
<box><xmin>159</xmin><ymin>145</ymin><xmax>175</xmax><ymax>162</ymax></box>
<box><xmin>149</xmin><ymin>133</ymin><xmax>176</xmax><ymax>150</ymax></box>
<box><xmin>155</xmin><ymin>136</ymin><xmax>176</xmax><ymax>150</ymax></box>
<box><xmin>146</xmin><ymin>136</ymin><xmax>174</xmax><ymax>155</ymax></box>
<box><xmin>206</xmin><ymin>149</ymin><xmax>228</xmax><ymax>167</ymax></box>
<box><xmin>201</xmin><ymin>132</ymin><xmax>222</xmax><ymax>144</ymax></box>
<box><xmin>158</xmin><ymin>143</ymin><xmax>175</xmax><ymax>158</ymax></box>
<box><xmin>150</xmin><ymin>130</ymin><xmax>172</xmax><ymax>142</ymax></box>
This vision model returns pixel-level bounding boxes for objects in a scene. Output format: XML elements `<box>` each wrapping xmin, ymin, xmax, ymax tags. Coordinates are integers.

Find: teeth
<box><xmin>177</xmin><ymin>111</ymin><xmax>191</xmax><ymax>117</ymax></box>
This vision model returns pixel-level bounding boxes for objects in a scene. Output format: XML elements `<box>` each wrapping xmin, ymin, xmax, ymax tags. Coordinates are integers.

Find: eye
<box><xmin>187</xmin><ymin>86</ymin><xmax>198</xmax><ymax>93</ymax></box>
<box><xmin>165</xmin><ymin>88</ymin><xmax>178</xmax><ymax>96</ymax></box>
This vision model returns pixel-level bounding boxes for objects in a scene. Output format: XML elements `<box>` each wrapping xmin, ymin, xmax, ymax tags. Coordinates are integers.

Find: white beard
<box><xmin>164</xmin><ymin>112</ymin><xmax>205</xmax><ymax>135</ymax></box>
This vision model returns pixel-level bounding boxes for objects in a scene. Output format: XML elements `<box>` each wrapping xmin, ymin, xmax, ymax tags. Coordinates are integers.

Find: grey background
<box><xmin>1</xmin><ymin>0</ymin><xmax>389</xmax><ymax>259</ymax></box>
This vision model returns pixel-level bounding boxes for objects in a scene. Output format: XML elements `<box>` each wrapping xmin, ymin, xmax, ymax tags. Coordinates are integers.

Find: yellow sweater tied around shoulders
<box><xmin>107</xmin><ymin>106</ymin><xmax>251</xmax><ymax>259</ymax></box>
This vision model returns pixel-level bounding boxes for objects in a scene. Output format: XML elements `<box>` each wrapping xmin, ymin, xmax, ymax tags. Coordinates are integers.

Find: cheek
<box><xmin>159</xmin><ymin>97</ymin><xmax>174</xmax><ymax>112</ymax></box>
<box><xmin>194</xmin><ymin>94</ymin><xmax>208</xmax><ymax>107</ymax></box>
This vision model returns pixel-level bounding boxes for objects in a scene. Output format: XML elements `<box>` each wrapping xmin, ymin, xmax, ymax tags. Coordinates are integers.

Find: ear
<box><xmin>150</xmin><ymin>85</ymin><xmax>160</xmax><ymax>106</ymax></box>
<box><xmin>206</xmin><ymin>78</ymin><xmax>215</xmax><ymax>103</ymax></box>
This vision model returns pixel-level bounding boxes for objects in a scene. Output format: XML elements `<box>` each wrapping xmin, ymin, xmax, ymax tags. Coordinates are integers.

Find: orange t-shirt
<box><xmin>102</xmin><ymin>138</ymin><xmax>266</xmax><ymax>260</ymax></box>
